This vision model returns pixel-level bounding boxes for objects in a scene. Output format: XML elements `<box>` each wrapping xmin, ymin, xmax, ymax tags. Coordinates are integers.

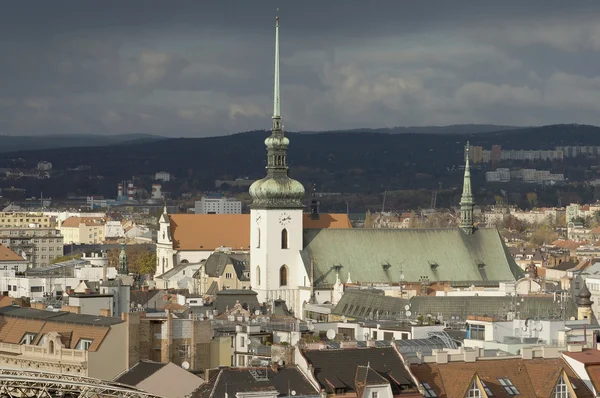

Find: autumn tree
<box><xmin>529</xmin><ymin>224</ymin><xmax>558</xmax><ymax>246</ymax></box>
<box><xmin>107</xmin><ymin>245</ymin><xmax>157</xmax><ymax>276</ymax></box>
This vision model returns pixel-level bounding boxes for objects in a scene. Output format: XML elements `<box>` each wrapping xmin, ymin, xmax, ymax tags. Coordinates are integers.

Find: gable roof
<box><xmin>303</xmin><ymin>347</ymin><xmax>416</xmax><ymax>395</ymax></box>
<box><xmin>169</xmin><ymin>213</ymin><xmax>351</xmax><ymax>252</ymax></box>
<box><xmin>302</xmin><ymin>228</ymin><xmax>523</xmax><ymax>288</ymax></box>
<box><xmin>194</xmin><ymin>367</ymin><xmax>317</xmax><ymax>398</ymax></box>
<box><xmin>0</xmin><ymin>244</ymin><xmax>25</xmax><ymax>262</ymax></box>
<box><xmin>115</xmin><ymin>361</ymin><xmax>167</xmax><ymax>385</ymax></box>
<box><xmin>61</xmin><ymin>216</ymin><xmax>105</xmax><ymax>228</ymax></box>
<box><xmin>201</xmin><ymin>252</ymin><xmax>250</xmax><ymax>280</ymax></box>
<box><xmin>411</xmin><ymin>358</ymin><xmax>593</xmax><ymax>398</ymax></box>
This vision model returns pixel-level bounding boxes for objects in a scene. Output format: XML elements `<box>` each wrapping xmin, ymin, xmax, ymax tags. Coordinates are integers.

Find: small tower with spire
<box><xmin>577</xmin><ymin>283</ymin><xmax>594</xmax><ymax>323</ymax></box>
<box><xmin>460</xmin><ymin>141</ymin><xmax>475</xmax><ymax>235</ymax></box>
<box><xmin>119</xmin><ymin>240</ymin><xmax>128</xmax><ymax>275</ymax></box>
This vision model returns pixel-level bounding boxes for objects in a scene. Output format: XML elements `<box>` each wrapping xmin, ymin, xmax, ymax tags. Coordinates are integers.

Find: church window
<box><xmin>257</xmin><ymin>228</ymin><xmax>261</xmax><ymax>248</ymax></box>
<box><xmin>256</xmin><ymin>266</ymin><xmax>261</xmax><ymax>286</ymax></box>
<box><xmin>280</xmin><ymin>265</ymin><xmax>288</xmax><ymax>286</ymax></box>
<box><xmin>281</xmin><ymin>229</ymin><xmax>288</xmax><ymax>249</ymax></box>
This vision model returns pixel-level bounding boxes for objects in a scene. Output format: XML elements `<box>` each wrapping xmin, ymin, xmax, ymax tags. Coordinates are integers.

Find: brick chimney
<box><xmin>142</xmin><ymin>285</ymin><xmax>149</xmax><ymax>293</ymax></box>
<box><xmin>84</xmin><ymin>289</ymin><xmax>91</xmax><ymax>295</ymax></box>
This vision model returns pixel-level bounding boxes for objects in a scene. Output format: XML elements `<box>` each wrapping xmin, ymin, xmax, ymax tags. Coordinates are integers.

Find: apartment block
<box><xmin>194</xmin><ymin>196</ymin><xmax>242</xmax><ymax>214</ymax></box>
<box><xmin>0</xmin><ymin>227</ymin><xmax>63</xmax><ymax>268</ymax></box>
<box><xmin>59</xmin><ymin>216</ymin><xmax>106</xmax><ymax>244</ymax></box>
<box><xmin>0</xmin><ymin>212</ymin><xmax>55</xmax><ymax>228</ymax></box>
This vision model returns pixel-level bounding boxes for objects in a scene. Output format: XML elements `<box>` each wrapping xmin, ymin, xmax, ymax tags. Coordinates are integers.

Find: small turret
<box><xmin>119</xmin><ymin>241</ymin><xmax>128</xmax><ymax>275</ymax></box>
<box><xmin>577</xmin><ymin>282</ymin><xmax>593</xmax><ymax>323</ymax></box>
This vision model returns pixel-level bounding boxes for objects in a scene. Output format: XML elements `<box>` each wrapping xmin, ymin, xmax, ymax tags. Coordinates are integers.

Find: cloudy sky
<box><xmin>1</xmin><ymin>1</ymin><xmax>600</xmax><ymax>136</ymax></box>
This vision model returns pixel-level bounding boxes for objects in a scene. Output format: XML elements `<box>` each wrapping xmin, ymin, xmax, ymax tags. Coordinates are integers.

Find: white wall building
<box><xmin>105</xmin><ymin>221</ymin><xmax>125</xmax><ymax>239</ymax></box>
<box><xmin>155</xmin><ymin>171</ymin><xmax>171</xmax><ymax>182</ymax></box>
<box><xmin>194</xmin><ymin>197</ymin><xmax>242</xmax><ymax>214</ymax></box>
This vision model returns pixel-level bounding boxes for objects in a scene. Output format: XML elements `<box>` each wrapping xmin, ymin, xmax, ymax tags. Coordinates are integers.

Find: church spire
<box><xmin>248</xmin><ymin>11</ymin><xmax>305</xmax><ymax>209</ymax></box>
<box><xmin>460</xmin><ymin>141</ymin><xmax>474</xmax><ymax>235</ymax></box>
<box><xmin>273</xmin><ymin>11</ymin><xmax>280</xmax><ymax>120</ymax></box>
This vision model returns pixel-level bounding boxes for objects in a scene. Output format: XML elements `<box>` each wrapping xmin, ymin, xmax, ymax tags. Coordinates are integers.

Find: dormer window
<box><xmin>19</xmin><ymin>333</ymin><xmax>37</xmax><ymax>345</ymax></box>
<box><xmin>75</xmin><ymin>338</ymin><xmax>93</xmax><ymax>351</ymax></box>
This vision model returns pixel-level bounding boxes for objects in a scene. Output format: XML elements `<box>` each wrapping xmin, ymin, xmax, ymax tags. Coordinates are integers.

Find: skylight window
<box><xmin>498</xmin><ymin>378</ymin><xmax>519</xmax><ymax>395</ymax></box>
<box><xmin>481</xmin><ymin>381</ymin><xmax>494</xmax><ymax>396</ymax></box>
<box><xmin>421</xmin><ymin>382</ymin><xmax>437</xmax><ymax>398</ymax></box>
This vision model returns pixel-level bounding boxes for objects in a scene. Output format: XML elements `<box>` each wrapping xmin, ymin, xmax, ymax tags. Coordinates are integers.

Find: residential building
<box><xmin>37</xmin><ymin>161</ymin><xmax>52</xmax><ymax>171</ymax></box>
<box><xmin>0</xmin><ymin>305</ymin><xmax>129</xmax><ymax>380</ymax></box>
<box><xmin>411</xmin><ymin>348</ymin><xmax>592</xmax><ymax>398</ymax></box>
<box><xmin>105</xmin><ymin>220</ymin><xmax>125</xmax><ymax>239</ymax></box>
<box><xmin>59</xmin><ymin>216</ymin><xmax>106</xmax><ymax>244</ymax></box>
<box><xmin>194</xmin><ymin>196</ymin><xmax>242</xmax><ymax>214</ymax></box>
<box><xmin>195</xmin><ymin>251</ymin><xmax>250</xmax><ymax>295</ymax></box>
<box><xmin>155</xmin><ymin>261</ymin><xmax>204</xmax><ymax>291</ymax></box>
<box><xmin>0</xmin><ymin>244</ymin><xmax>28</xmax><ymax>273</ymax></box>
<box><xmin>0</xmin><ymin>227</ymin><xmax>64</xmax><ymax>268</ymax></box>
<box><xmin>0</xmin><ymin>212</ymin><xmax>54</xmax><ymax>228</ymax></box>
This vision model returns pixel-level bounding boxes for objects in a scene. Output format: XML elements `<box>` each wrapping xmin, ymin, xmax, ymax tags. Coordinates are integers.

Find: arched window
<box><xmin>257</xmin><ymin>228</ymin><xmax>261</xmax><ymax>248</ymax></box>
<box><xmin>256</xmin><ymin>266</ymin><xmax>261</xmax><ymax>286</ymax></box>
<box><xmin>281</xmin><ymin>228</ymin><xmax>288</xmax><ymax>249</ymax></box>
<box><xmin>49</xmin><ymin>340</ymin><xmax>54</xmax><ymax>355</ymax></box>
<box><xmin>280</xmin><ymin>265</ymin><xmax>288</xmax><ymax>286</ymax></box>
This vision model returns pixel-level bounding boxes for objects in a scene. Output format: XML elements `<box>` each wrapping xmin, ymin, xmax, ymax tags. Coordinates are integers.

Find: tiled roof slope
<box><xmin>411</xmin><ymin>358</ymin><xmax>593</xmax><ymax>398</ymax></box>
<box><xmin>303</xmin><ymin>347</ymin><xmax>417</xmax><ymax>395</ymax></box>
<box><xmin>168</xmin><ymin>213</ymin><xmax>351</xmax><ymax>252</ymax></box>
<box><xmin>0</xmin><ymin>244</ymin><xmax>25</xmax><ymax>262</ymax></box>
<box><xmin>115</xmin><ymin>361</ymin><xmax>166</xmax><ymax>385</ymax></box>
<box><xmin>302</xmin><ymin>228</ymin><xmax>523</xmax><ymax>287</ymax></box>
<box><xmin>333</xmin><ymin>290</ymin><xmax>577</xmax><ymax>321</ymax></box>
<box><xmin>0</xmin><ymin>306</ymin><xmax>121</xmax><ymax>351</ymax></box>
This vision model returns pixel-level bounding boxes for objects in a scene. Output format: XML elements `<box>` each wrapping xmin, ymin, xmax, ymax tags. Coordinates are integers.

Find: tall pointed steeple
<box><xmin>249</xmin><ymin>12</ymin><xmax>305</xmax><ymax>209</ymax></box>
<box><xmin>460</xmin><ymin>141</ymin><xmax>474</xmax><ymax>234</ymax></box>
<box><xmin>119</xmin><ymin>241</ymin><xmax>128</xmax><ymax>275</ymax></box>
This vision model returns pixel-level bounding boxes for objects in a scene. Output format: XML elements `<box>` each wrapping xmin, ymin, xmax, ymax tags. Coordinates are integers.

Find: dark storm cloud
<box><xmin>1</xmin><ymin>1</ymin><xmax>600</xmax><ymax>135</ymax></box>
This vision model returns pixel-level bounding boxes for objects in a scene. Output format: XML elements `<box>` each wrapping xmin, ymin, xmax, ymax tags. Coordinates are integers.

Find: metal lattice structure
<box><xmin>0</xmin><ymin>368</ymin><xmax>164</xmax><ymax>398</ymax></box>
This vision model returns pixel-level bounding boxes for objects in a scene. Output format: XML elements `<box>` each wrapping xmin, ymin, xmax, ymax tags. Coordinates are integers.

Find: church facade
<box><xmin>156</xmin><ymin>16</ymin><xmax>523</xmax><ymax>318</ymax></box>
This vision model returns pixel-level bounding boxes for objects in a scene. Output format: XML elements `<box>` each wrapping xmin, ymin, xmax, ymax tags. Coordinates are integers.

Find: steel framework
<box><xmin>0</xmin><ymin>368</ymin><xmax>164</xmax><ymax>398</ymax></box>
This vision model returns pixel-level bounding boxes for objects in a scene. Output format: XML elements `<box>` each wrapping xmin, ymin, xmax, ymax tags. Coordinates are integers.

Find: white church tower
<box><xmin>156</xmin><ymin>205</ymin><xmax>175</xmax><ymax>275</ymax></box>
<box><xmin>249</xmin><ymin>14</ymin><xmax>308</xmax><ymax>316</ymax></box>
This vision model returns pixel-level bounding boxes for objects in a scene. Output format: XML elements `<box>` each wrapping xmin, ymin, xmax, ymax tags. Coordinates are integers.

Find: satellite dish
<box><xmin>182</xmin><ymin>361</ymin><xmax>190</xmax><ymax>370</ymax></box>
<box><xmin>255</xmin><ymin>310</ymin><xmax>260</xmax><ymax>315</ymax></box>
<box><xmin>405</xmin><ymin>310</ymin><xmax>412</xmax><ymax>317</ymax></box>
<box><xmin>404</xmin><ymin>305</ymin><xmax>410</xmax><ymax>311</ymax></box>
<box><xmin>326</xmin><ymin>329</ymin><xmax>336</xmax><ymax>340</ymax></box>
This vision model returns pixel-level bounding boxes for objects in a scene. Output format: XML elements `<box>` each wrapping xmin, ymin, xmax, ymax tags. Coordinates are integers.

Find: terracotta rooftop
<box><xmin>169</xmin><ymin>213</ymin><xmax>352</xmax><ymax>251</ymax></box>
<box><xmin>563</xmin><ymin>349</ymin><xmax>600</xmax><ymax>365</ymax></box>
<box><xmin>411</xmin><ymin>357</ymin><xmax>592</xmax><ymax>398</ymax></box>
<box><xmin>552</xmin><ymin>240</ymin><xmax>585</xmax><ymax>250</ymax></box>
<box><xmin>0</xmin><ymin>244</ymin><xmax>25</xmax><ymax>262</ymax></box>
<box><xmin>61</xmin><ymin>216</ymin><xmax>106</xmax><ymax>228</ymax></box>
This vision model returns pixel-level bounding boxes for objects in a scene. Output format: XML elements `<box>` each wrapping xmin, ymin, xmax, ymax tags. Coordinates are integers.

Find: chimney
<box><xmin>142</xmin><ymin>285</ymin><xmax>149</xmax><ymax>293</ymax></box>
<box><xmin>67</xmin><ymin>289</ymin><xmax>74</xmax><ymax>295</ymax></box>
<box><xmin>84</xmin><ymin>289</ymin><xmax>91</xmax><ymax>295</ymax></box>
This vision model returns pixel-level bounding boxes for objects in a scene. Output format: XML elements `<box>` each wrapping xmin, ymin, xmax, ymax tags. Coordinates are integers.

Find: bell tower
<box><xmin>249</xmin><ymin>13</ymin><xmax>308</xmax><ymax>315</ymax></box>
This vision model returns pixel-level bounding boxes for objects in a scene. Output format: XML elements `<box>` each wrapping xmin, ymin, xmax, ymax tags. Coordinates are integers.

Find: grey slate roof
<box><xmin>332</xmin><ymin>290</ymin><xmax>576</xmax><ymax>322</ymax></box>
<box><xmin>0</xmin><ymin>306</ymin><xmax>123</xmax><ymax>326</ymax></box>
<box><xmin>200</xmin><ymin>252</ymin><xmax>250</xmax><ymax>280</ymax></box>
<box><xmin>212</xmin><ymin>289</ymin><xmax>260</xmax><ymax>315</ymax></box>
<box><xmin>303</xmin><ymin>347</ymin><xmax>415</xmax><ymax>395</ymax></box>
<box><xmin>301</xmin><ymin>228</ymin><xmax>523</xmax><ymax>288</ymax></box>
<box><xmin>193</xmin><ymin>367</ymin><xmax>318</xmax><ymax>398</ymax></box>
<box><xmin>156</xmin><ymin>261</ymin><xmax>201</xmax><ymax>280</ymax></box>
<box><xmin>115</xmin><ymin>361</ymin><xmax>166</xmax><ymax>385</ymax></box>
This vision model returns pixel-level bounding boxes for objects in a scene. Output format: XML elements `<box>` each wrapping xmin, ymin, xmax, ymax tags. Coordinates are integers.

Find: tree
<box><xmin>364</xmin><ymin>210</ymin><xmax>373</xmax><ymax>228</ymax></box>
<box><xmin>529</xmin><ymin>224</ymin><xmax>558</xmax><ymax>246</ymax></box>
<box><xmin>107</xmin><ymin>245</ymin><xmax>157</xmax><ymax>275</ymax></box>
<box><xmin>501</xmin><ymin>215</ymin><xmax>528</xmax><ymax>233</ymax></box>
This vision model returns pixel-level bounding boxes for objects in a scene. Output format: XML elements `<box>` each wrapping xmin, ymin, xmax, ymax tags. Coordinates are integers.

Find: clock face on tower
<box><xmin>278</xmin><ymin>212</ymin><xmax>291</xmax><ymax>225</ymax></box>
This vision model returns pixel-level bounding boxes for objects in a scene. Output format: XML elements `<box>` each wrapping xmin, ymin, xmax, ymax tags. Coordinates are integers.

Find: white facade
<box><xmin>250</xmin><ymin>208</ymin><xmax>311</xmax><ymax>317</ymax></box>
<box><xmin>105</xmin><ymin>221</ymin><xmax>125</xmax><ymax>239</ymax></box>
<box><xmin>194</xmin><ymin>197</ymin><xmax>242</xmax><ymax>214</ymax></box>
<box><xmin>0</xmin><ymin>275</ymin><xmax>81</xmax><ymax>299</ymax></box>
<box><xmin>155</xmin><ymin>171</ymin><xmax>171</xmax><ymax>182</ymax></box>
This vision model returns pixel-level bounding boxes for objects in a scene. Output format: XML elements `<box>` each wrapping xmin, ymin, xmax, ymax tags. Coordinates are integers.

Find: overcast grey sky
<box><xmin>1</xmin><ymin>1</ymin><xmax>600</xmax><ymax>136</ymax></box>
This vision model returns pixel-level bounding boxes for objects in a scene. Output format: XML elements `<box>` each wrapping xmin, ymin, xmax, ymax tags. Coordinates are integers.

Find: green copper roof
<box><xmin>301</xmin><ymin>228</ymin><xmax>523</xmax><ymax>288</ymax></box>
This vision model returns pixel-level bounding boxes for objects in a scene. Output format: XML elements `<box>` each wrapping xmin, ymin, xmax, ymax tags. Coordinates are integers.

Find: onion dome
<box><xmin>577</xmin><ymin>283</ymin><xmax>593</xmax><ymax>307</ymax></box>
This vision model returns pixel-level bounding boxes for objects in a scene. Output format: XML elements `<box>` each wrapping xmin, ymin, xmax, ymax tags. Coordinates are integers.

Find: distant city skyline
<box><xmin>1</xmin><ymin>1</ymin><xmax>600</xmax><ymax>136</ymax></box>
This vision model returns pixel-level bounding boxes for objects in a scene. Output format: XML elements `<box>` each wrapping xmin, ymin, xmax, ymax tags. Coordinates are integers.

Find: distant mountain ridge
<box><xmin>296</xmin><ymin>124</ymin><xmax>526</xmax><ymax>135</ymax></box>
<box><xmin>0</xmin><ymin>133</ymin><xmax>165</xmax><ymax>153</ymax></box>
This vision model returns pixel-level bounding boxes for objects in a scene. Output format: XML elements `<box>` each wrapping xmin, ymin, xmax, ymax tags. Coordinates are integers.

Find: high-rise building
<box><xmin>194</xmin><ymin>197</ymin><xmax>242</xmax><ymax>214</ymax></box>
